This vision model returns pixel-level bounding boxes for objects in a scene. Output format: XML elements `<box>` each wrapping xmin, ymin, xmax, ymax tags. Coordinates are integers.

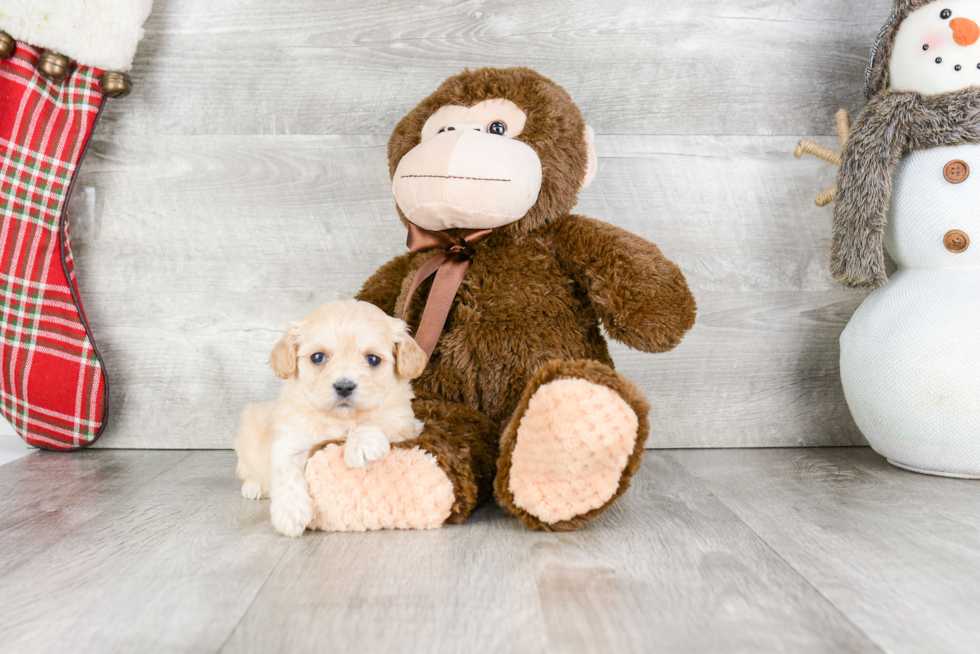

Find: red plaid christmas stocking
<box><xmin>0</xmin><ymin>44</ymin><xmax>109</xmax><ymax>450</ymax></box>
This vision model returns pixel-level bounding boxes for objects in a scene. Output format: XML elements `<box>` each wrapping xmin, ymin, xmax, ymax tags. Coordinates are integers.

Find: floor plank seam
<box><xmin>144</xmin><ymin>449</ymin><xmax>195</xmax><ymax>478</ymax></box>
<box><xmin>214</xmin><ymin>534</ymin><xmax>295</xmax><ymax>654</ymax></box>
<box><xmin>665</xmin><ymin>452</ymin><xmax>889</xmax><ymax>654</ymax></box>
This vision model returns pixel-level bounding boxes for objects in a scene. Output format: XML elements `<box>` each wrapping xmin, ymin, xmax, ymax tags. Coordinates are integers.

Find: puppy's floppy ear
<box><xmin>391</xmin><ymin>319</ymin><xmax>427</xmax><ymax>379</ymax></box>
<box><xmin>269</xmin><ymin>321</ymin><xmax>302</xmax><ymax>379</ymax></box>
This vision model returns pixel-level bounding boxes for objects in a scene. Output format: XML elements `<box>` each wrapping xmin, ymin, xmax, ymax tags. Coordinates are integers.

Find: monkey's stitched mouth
<box><xmin>400</xmin><ymin>174</ymin><xmax>511</xmax><ymax>182</ymax></box>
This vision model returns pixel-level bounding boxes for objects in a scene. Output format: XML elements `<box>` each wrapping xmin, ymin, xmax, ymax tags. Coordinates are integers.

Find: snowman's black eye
<box><xmin>942</xmin><ymin>8</ymin><xmax>952</xmax><ymax>19</ymax></box>
<box><xmin>923</xmin><ymin>44</ymin><xmax>930</xmax><ymax>50</ymax></box>
<box><xmin>488</xmin><ymin>121</ymin><xmax>507</xmax><ymax>136</ymax></box>
<box><xmin>937</xmin><ymin>57</ymin><xmax>944</xmax><ymax>63</ymax></box>
<box><xmin>956</xmin><ymin>64</ymin><xmax>963</xmax><ymax>71</ymax></box>
<box><xmin>311</xmin><ymin>352</ymin><xmax>326</xmax><ymax>365</ymax></box>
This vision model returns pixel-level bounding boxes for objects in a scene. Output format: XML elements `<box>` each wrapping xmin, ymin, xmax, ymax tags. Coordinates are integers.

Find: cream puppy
<box><xmin>234</xmin><ymin>299</ymin><xmax>427</xmax><ymax>537</ymax></box>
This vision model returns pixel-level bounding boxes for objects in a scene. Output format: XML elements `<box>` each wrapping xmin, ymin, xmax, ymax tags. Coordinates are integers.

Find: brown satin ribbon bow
<box><xmin>403</xmin><ymin>222</ymin><xmax>492</xmax><ymax>359</ymax></box>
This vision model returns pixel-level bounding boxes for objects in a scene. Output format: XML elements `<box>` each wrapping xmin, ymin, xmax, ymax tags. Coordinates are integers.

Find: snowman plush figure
<box><xmin>832</xmin><ymin>0</ymin><xmax>980</xmax><ymax>477</ymax></box>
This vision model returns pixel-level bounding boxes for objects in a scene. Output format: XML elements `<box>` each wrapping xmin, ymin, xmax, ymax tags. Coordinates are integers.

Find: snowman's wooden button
<box><xmin>944</xmin><ymin>230</ymin><xmax>970</xmax><ymax>253</ymax></box>
<box><xmin>943</xmin><ymin>160</ymin><xmax>970</xmax><ymax>184</ymax></box>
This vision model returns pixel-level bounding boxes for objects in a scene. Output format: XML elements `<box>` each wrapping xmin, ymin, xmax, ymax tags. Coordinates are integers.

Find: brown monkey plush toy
<box><xmin>303</xmin><ymin>67</ymin><xmax>696</xmax><ymax>532</ymax></box>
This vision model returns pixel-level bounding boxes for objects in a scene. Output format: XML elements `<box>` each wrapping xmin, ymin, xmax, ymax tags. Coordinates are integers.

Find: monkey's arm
<box><xmin>547</xmin><ymin>214</ymin><xmax>696</xmax><ymax>353</ymax></box>
<box><xmin>355</xmin><ymin>252</ymin><xmax>415</xmax><ymax>317</ymax></box>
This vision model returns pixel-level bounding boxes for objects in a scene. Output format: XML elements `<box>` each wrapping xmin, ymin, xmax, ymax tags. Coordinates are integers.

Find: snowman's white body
<box><xmin>840</xmin><ymin>144</ymin><xmax>980</xmax><ymax>477</ymax></box>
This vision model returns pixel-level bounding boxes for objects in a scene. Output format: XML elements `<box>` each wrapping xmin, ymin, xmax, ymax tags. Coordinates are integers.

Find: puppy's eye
<box><xmin>311</xmin><ymin>353</ymin><xmax>326</xmax><ymax>365</ymax></box>
<box><xmin>488</xmin><ymin>121</ymin><xmax>507</xmax><ymax>136</ymax></box>
<box><xmin>366</xmin><ymin>354</ymin><xmax>381</xmax><ymax>367</ymax></box>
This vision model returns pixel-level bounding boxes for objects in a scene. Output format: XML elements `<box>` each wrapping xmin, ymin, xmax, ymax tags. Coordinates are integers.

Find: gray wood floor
<box><xmin>0</xmin><ymin>448</ymin><xmax>976</xmax><ymax>654</ymax></box>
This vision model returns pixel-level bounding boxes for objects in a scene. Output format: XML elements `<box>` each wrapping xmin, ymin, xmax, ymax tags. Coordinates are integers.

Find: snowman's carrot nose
<box><xmin>951</xmin><ymin>17</ymin><xmax>980</xmax><ymax>46</ymax></box>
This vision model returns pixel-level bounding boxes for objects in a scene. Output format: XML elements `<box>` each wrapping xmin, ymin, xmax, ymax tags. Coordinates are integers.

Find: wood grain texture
<box><xmin>524</xmin><ymin>453</ymin><xmax>875</xmax><ymax>654</ymax></box>
<box><xmin>71</xmin><ymin>134</ymin><xmax>864</xmax><ymax>448</ymax></box>
<box><xmin>0</xmin><ymin>451</ymin><xmax>289</xmax><ymax>654</ymax></box>
<box><xmin>0</xmin><ymin>451</ymin><xmax>188</xmax><ymax>570</ymax></box>
<box><xmin>672</xmin><ymin>448</ymin><xmax>980</xmax><ymax>654</ymax></box>
<box><xmin>221</xmin><ymin>450</ymin><xmax>875</xmax><ymax>653</ymax></box>
<box><xmin>0</xmin><ymin>450</ymin><xmax>873</xmax><ymax>654</ymax></box>
<box><xmin>98</xmin><ymin>0</ymin><xmax>888</xmax><ymax>137</ymax></box>
<box><xmin>9</xmin><ymin>449</ymin><xmax>976</xmax><ymax>653</ymax></box>
<box><xmin>69</xmin><ymin>0</ymin><xmax>897</xmax><ymax>448</ymax></box>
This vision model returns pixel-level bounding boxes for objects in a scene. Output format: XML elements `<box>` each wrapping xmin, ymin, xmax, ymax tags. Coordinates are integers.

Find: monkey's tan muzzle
<box><xmin>392</xmin><ymin>129</ymin><xmax>542</xmax><ymax>232</ymax></box>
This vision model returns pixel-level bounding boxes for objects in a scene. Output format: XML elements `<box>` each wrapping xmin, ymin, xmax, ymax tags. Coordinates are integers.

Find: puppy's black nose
<box><xmin>334</xmin><ymin>379</ymin><xmax>356</xmax><ymax>398</ymax></box>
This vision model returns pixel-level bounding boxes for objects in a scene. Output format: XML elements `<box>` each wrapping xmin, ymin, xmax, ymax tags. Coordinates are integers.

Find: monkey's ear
<box><xmin>391</xmin><ymin>319</ymin><xmax>428</xmax><ymax>379</ymax></box>
<box><xmin>269</xmin><ymin>321</ymin><xmax>302</xmax><ymax>379</ymax></box>
<box><xmin>581</xmin><ymin>125</ymin><xmax>598</xmax><ymax>190</ymax></box>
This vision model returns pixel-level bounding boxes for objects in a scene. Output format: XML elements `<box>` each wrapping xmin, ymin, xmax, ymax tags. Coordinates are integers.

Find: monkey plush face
<box><xmin>392</xmin><ymin>99</ymin><xmax>544</xmax><ymax>230</ymax></box>
<box><xmin>388</xmin><ymin>67</ymin><xmax>598</xmax><ymax>234</ymax></box>
<box><xmin>889</xmin><ymin>0</ymin><xmax>980</xmax><ymax>95</ymax></box>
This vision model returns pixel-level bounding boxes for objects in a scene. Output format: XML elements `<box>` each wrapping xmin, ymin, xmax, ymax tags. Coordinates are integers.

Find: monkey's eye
<box><xmin>311</xmin><ymin>353</ymin><xmax>326</xmax><ymax>365</ymax></box>
<box><xmin>488</xmin><ymin>121</ymin><xmax>507</xmax><ymax>136</ymax></box>
<box><xmin>366</xmin><ymin>354</ymin><xmax>381</xmax><ymax>367</ymax></box>
<box><xmin>942</xmin><ymin>8</ymin><xmax>952</xmax><ymax>19</ymax></box>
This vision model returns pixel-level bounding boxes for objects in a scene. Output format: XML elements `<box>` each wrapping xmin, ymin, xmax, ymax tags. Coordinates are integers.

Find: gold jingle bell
<box><xmin>0</xmin><ymin>31</ymin><xmax>15</xmax><ymax>60</ymax></box>
<box><xmin>100</xmin><ymin>71</ymin><xmax>132</xmax><ymax>98</ymax></box>
<box><xmin>38</xmin><ymin>51</ymin><xmax>71</xmax><ymax>80</ymax></box>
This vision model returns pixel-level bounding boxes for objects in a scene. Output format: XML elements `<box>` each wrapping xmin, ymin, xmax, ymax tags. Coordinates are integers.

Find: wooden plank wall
<box><xmin>68</xmin><ymin>0</ymin><xmax>893</xmax><ymax>448</ymax></box>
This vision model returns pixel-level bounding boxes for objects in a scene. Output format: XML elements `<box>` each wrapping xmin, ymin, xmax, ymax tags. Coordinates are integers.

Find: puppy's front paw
<box><xmin>270</xmin><ymin>487</ymin><xmax>313</xmax><ymax>537</ymax></box>
<box><xmin>241</xmin><ymin>480</ymin><xmax>267</xmax><ymax>500</ymax></box>
<box><xmin>344</xmin><ymin>427</ymin><xmax>391</xmax><ymax>468</ymax></box>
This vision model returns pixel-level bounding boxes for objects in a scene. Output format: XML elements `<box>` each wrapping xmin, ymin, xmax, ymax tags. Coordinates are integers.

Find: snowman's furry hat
<box><xmin>866</xmin><ymin>0</ymin><xmax>937</xmax><ymax>98</ymax></box>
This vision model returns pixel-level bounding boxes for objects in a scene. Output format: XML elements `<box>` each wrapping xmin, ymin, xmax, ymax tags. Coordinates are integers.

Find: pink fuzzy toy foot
<box><xmin>507</xmin><ymin>378</ymin><xmax>639</xmax><ymax>525</ymax></box>
<box><xmin>305</xmin><ymin>443</ymin><xmax>455</xmax><ymax>532</ymax></box>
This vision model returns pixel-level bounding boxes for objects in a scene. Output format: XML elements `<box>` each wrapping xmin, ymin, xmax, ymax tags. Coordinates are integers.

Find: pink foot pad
<box><xmin>305</xmin><ymin>444</ymin><xmax>455</xmax><ymax>532</ymax></box>
<box><xmin>508</xmin><ymin>379</ymin><xmax>639</xmax><ymax>524</ymax></box>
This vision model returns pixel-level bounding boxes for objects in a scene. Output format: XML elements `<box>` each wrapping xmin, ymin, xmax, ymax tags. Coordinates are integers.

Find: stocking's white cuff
<box><xmin>0</xmin><ymin>0</ymin><xmax>153</xmax><ymax>71</ymax></box>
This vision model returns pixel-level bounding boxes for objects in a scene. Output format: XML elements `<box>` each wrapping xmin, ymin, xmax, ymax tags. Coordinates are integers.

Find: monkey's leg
<box><xmin>495</xmin><ymin>360</ymin><xmax>650</xmax><ymax>531</ymax></box>
<box><xmin>304</xmin><ymin>392</ymin><xmax>499</xmax><ymax>531</ymax></box>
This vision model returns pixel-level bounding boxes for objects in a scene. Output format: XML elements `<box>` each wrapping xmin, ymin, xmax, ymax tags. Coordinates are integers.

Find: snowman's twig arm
<box><xmin>794</xmin><ymin>110</ymin><xmax>851</xmax><ymax>207</ymax></box>
<box><xmin>836</xmin><ymin>109</ymin><xmax>851</xmax><ymax>146</ymax></box>
<box><xmin>545</xmin><ymin>214</ymin><xmax>697</xmax><ymax>354</ymax></box>
<box><xmin>815</xmin><ymin>187</ymin><xmax>837</xmax><ymax>207</ymax></box>
<box><xmin>794</xmin><ymin>140</ymin><xmax>840</xmax><ymax>166</ymax></box>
